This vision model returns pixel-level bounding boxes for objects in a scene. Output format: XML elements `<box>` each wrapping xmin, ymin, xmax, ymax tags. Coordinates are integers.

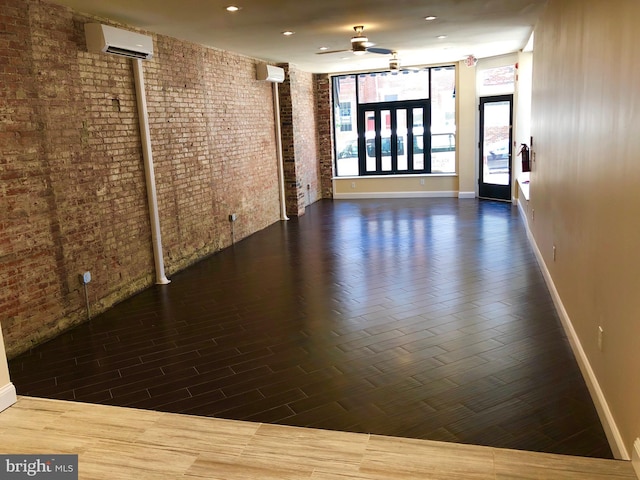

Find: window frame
<box><xmin>332</xmin><ymin>66</ymin><xmax>456</xmax><ymax>177</ymax></box>
<box><xmin>357</xmin><ymin>100</ymin><xmax>431</xmax><ymax>176</ymax></box>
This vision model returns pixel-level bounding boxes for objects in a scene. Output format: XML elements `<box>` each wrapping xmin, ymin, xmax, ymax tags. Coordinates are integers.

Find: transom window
<box><xmin>333</xmin><ymin>66</ymin><xmax>456</xmax><ymax>177</ymax></box>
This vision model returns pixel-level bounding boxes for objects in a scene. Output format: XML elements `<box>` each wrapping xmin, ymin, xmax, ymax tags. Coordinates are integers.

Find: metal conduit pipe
<box><xmin>132</xmin><ymin>58</ymin><xmax>170</xmax><ymax>285</ymax></box>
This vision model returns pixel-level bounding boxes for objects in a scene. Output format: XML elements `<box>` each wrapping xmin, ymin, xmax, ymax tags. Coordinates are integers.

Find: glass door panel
<box><xmin>479</xmin><ymin>95</ymin><xmax>513</xmax><ymax>200</ymax></box>
<box><xmin>381</xmin><ymin>109</ymin><xmax>392</xmax><ymax>172</ymax></box>
<box><xmin>396</xmin><ymin>109</ymin><xmax>408</xmax><ymax>171</ymax></box>
<box><xmin>364</xmin><ymin>111</ymin><xmax>377</xmax><ymax>173</ymax></box>
<box><xmin>412</xmin><ymin>107</ymin><xmax>424</xmax><ymax>170</ymax></box>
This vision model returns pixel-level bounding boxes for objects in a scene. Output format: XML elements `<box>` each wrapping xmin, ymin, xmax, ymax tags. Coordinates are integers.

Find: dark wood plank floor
<box><xmin>8</xmin><ymin>199</ymin><xmax>613</xmax><ymax>458</ymax></box>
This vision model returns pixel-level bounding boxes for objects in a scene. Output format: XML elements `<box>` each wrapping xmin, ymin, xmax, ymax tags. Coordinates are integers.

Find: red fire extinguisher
<box><xmin>518</xmin><ymin>144</ymin><xmax>531</xmax><ymax>172</ymax></box>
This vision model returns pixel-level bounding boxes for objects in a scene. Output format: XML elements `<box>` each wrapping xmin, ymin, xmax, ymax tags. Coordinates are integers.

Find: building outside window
<box><xmin>333</xmin><ymin>66</ymin><xmax>456</xmax><ymax>177</ymax></box>
<box><xmin>338</xmin><ymin>102</ymin><xmax>353</xmax><ymax>132</ymax></box>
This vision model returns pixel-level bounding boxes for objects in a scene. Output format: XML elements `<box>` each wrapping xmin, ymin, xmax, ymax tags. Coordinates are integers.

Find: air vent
<box><xmin>105</xmin><ymin>46</ymin><xmax>151</xmax><ymax>59</ymax></box>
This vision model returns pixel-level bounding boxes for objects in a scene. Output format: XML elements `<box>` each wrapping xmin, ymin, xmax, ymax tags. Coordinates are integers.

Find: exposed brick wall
<box><xmin>276</xmin><ymin>64</ymin><xmax>297</xmax><ymax>216</ymax></box>
<box><xmin>0</xmin><ymin>0</ymin><xmax>281</xmax><ymax>357</ymax></box>
<box><xmin>145</xmin><ymin>38</ymin><xmax>280</xmax><ymax>267</ymax></box>
<box><xmin>0</xmin><ymin>0</ymin><xmax>68</xmax><ymax>356</ymax></box>
<box><xmin>278</xmin><ymin>64</ymin><xmax>321</xmax><ymax>216</ymax></box>
<box><xmin>292</xmin><ymin>67</ymin><xmax>320</xmax><ymax>212</ymax></box>
<box><xmin>315</xmin><ymin>74</ymin><xmax>334</xmax><ymax>198</ymax></box>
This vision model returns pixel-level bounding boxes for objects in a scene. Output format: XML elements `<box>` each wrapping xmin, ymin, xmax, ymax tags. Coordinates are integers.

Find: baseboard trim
<box><xmin>458</xmin><ymin>191</ymin><xmax>476</xmax><ymax>199</ymax></box>
<box><xmin>0</xmin><ymin>383</ymin><xmax>17</xmax><ymax>413</ymax></box>
<box><xmin>632</xmin><ymin>439</ymin><xmax>640</xmax><ymax>479</ymax></box>
<box><xmin>333</xmin><ymin>191</ymin><xmax>458</xmax><ymax>200</ymax></box>
<box><xmin>517</xmin><ymin>202</ymin><xmax>630</xmax><ymax>461</ymax></box>
<box><xmin>631</xmin><ymin>438</ymin><xmax>640</xmax><ymax>478</ymax></box>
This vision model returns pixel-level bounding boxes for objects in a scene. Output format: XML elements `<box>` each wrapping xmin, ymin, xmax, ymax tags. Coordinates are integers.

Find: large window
<box><xmin>338</xmin><ymin>102</ymin><xmax>352</xmax><ymax>131</ymax></box>
<box><xmin>333</xmin><ymin>66</ymin><xmax>456</xmax><ymax>177</ymax></box>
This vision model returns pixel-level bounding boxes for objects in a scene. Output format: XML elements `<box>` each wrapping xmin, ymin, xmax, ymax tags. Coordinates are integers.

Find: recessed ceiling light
<box><xmin>425</xmin><ymin>16</ymin><xmax>437</xmax><ymax>21</ymax></box>
<box><xmin>282</xmin><ymin>31</ymin><xmax>295</xmax><ymax>36</ymax></box>
<box><xmin>319</xmin><ymin>46</ymin><xmax>328</xmax><ymax>51</ymax></box>
<box><xmin>437</xmin><ymin>35</ymin><xmax>447</xmax><ymax>39</ymax></box>
<box><xmin>225</xmin><ymin>5</ymin><xmax>240</xmax><ymax>12</ymax></box>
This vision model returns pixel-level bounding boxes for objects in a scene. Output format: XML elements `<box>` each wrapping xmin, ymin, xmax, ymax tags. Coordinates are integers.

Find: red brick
<box><xmin>0</xmin><ymin>0</ymin><xmax>286</xmax><ymax>357</ymax></box>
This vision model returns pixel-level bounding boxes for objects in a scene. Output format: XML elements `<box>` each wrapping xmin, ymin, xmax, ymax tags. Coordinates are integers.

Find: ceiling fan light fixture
<box><xmin>389</xmin><ymin>52</ymin><xmax>400</xmax><ymax>71</ymax></box>
<box><xmin>351</xmin><ymin>36</ymin><xmax>368</xmax><ymax>54</ymax></box>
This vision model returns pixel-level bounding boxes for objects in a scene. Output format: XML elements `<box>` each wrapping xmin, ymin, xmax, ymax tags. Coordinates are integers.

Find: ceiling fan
<box><xmin>317</xmin><ymin>26</ymin><xmax>394</xmax><ymax>56</ymax></box>
<box><xmin>389</xmin><ymin>51</ymin><xmax>400</xmax><ymax>71</ymax></box>
<box><xmin>387</xmin><ymin>51</ymin><xmax>423</xmax><ymax>73</ymax></box>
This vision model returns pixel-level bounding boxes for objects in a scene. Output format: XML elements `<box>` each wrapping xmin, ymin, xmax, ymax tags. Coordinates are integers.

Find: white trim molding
<box><xmin>517</xmin><ymin>201</ymin><xmax>630</xmax><ymax>461</ymax></box>
<box><xmin>0</xmin><ymin>383</ymin><xmax>17</xmax><ymax>413</ymax></box>
<box><xmin>632</xmin><ymin>438</ymin><xmax>640</xmax><ymax>479</ymax></box>
<box><xmin>333</xmin><ymin>191</ymin><xmax>458</xmax><ymax>200</ymax></box>
<box><xmin>458</xmin><ymin>191</ymin><xmax>476</xmax><ymax>199</ymax></box>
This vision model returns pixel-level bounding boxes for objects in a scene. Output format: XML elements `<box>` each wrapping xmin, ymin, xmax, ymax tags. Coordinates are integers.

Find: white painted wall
<box><xmin>530</xmin><ymin>0</ymin><xmax>640</xmax><ymax>459</ymax></box>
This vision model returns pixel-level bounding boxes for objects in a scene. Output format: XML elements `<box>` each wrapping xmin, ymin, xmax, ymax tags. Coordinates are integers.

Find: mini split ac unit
<box><xmin>85</xmin><ymin>23</ymin><xmax>153</xmax><ymax>60</ymax></box>
<box><xmin>256</xmin><ymin>63</ymin><xmax>285</xmax><ymax>83</ymax></box>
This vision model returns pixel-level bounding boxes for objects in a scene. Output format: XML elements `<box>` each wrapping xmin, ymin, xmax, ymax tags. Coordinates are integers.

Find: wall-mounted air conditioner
<box><xmin>257</xmin><ymin>63</ymin><xmax>285</xmax><ymax>83</ymax></box>
<box><xmin>85</xmin><ymin>23</ymin><xmax>153</xmax><ymax>60</ymax></box>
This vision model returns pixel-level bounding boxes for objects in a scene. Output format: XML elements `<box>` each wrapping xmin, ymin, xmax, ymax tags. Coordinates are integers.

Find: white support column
<box><xmin>133</xmin><ymin>58</ymin><xmax>170</xmax><ymax>285</ymax></box>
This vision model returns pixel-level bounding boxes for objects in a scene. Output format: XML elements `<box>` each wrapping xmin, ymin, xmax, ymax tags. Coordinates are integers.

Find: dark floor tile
<box><xmin>7</xmin><ymin>198</ymin><xmax>613</xmax><ymax>458</ymax></box>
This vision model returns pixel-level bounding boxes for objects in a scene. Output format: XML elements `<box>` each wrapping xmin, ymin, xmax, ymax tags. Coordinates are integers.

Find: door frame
<box><xmin>357</xmin><ymin>100</ymin><xmax>431</xmax><ymax>175</ymax></box>
<box><xmin>478</xmin><ymin>94</ymin><xmax>513</xmax><ymax>201</ymax></box>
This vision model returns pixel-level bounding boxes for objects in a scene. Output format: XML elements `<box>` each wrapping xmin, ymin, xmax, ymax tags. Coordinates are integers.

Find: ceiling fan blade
<box><xmin>367</xmin><ymin>47</ymin><xmax>393</xmax><ymax>55</ymax></box>
<box><xmin>316</xmin><ymin>49</ymin><xmax>350</xmax><ymax>55</ymax></box>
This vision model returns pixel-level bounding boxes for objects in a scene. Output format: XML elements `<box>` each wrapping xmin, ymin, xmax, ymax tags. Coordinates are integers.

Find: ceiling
<box><xmin>51</xmin><ymin>0</ymin><xmax>547</xmax><ymax>74</ymax></box>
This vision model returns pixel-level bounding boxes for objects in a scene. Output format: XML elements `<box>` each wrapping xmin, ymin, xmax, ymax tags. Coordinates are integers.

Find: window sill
<box><xmin>517</xmin><ymin>172</ymin><xmax>530</xmax><ymax>200</ymax></box>
<box><xmin>333</xmin><ymin>173</ymin><xmax>458</xmax><ymax>180</ymax></box>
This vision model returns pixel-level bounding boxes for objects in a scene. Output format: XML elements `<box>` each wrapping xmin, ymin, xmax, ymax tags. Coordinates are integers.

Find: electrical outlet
<box><xmin>531</xmin><ymin>209</ymin><xmax>535</xmax><ymax>220</ymax></box>
<box><xmin>79</xmin><ymin>271</ymin><xmax>91</xmax><ymax>285</ymax></box>
<box><xmin>228</xmin><ymin>213</ymin><xmax>237</xmax><ymax>222</ymax></box>
<box><xmin>351</xmin><ymin>182</ymin><xmax>356</xmax><ymax>189</ymax></box>
<box><xmin>420</xmin><ymin>178</ymin><xmax>425</xmax><ymax>185</ymax></box>
<box><xmin>597</xmin><ymin>326</ymin><xmax>604</xmax><ymax>351</ymax></box>
<box><xmin>553</xmin><ymin>245</ymin><xmax>556</xmax><ymax>261</ymax></box>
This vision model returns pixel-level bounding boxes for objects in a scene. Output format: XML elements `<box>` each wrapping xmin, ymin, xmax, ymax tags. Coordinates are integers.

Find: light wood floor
<box><xmin>0</xmin><ymin>397</ymin><xmax>634</xmax><ymax>479</ymax></box>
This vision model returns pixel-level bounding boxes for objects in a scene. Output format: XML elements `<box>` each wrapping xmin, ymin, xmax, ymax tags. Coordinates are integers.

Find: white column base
<box><xmin>458</xmin><ymin>191</ymin><xmax>476</xmax><ymax>199</ymax></box>
<box><xmin>0</xmin><ymin>383</ymin><xmax>17</xmax><ymax>413</ymax></box>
